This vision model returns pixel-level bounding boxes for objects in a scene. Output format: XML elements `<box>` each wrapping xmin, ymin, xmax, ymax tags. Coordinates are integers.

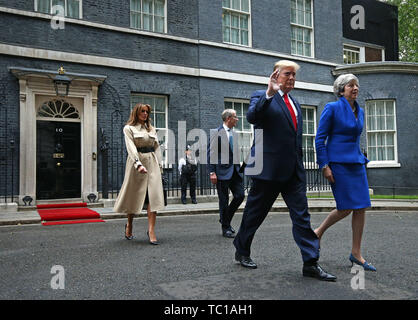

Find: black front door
<box><xmin>36</xmin><ymin>121</ymin><xmax>81</xmax><ymax>199</ymax></box>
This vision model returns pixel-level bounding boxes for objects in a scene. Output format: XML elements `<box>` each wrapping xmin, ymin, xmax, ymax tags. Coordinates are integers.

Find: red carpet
<box><xmin>37</xmin><ymin>203</ymin><xmax>105</xmax><ymax>226</ymax></box>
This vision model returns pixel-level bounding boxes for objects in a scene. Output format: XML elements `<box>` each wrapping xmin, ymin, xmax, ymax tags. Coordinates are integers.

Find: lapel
<box><xmin>273</xmin><ymin>92</ymin><xmax>298</xmax><ymax>132</ymax></box>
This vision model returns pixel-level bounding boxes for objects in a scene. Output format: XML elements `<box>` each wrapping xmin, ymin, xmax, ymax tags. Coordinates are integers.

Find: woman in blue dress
<box><xmin>314</xmin><ymin>73</ymin><xmax>376</xmax><ymax>271</ymax></box>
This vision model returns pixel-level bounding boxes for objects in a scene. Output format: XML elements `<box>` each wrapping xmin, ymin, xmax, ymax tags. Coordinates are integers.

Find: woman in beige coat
<box><xmin>113</xmin><ymin>103</ymin><xmax>165</xmax><ymax>244</ymax></box>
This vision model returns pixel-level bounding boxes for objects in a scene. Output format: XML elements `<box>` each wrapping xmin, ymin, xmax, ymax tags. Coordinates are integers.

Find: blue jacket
<box><xmin>315</xmin><ymin>96</ymin><xmax>368</xmax><ymax>168</ymax></box>
<box><xmin>245</xmin><ymin>90</ymin><xmax>305</xmax><ymax>182</ymax></box>
<box><xmin>207</xmin><ymin>125</ymin><xmax>242</xmax><ymax>180</ymax></box>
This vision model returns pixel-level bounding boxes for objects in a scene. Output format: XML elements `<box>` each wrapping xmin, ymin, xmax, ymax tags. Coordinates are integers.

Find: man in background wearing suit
<box><xmin>208</xmin><ymin>109</ymin><xmax>245</xmax><ymax>238</ymax></box>
<box><xmin>233</xmin><ymin>60</ymin><xmax>337</xmax><ymax>281</ymax></box>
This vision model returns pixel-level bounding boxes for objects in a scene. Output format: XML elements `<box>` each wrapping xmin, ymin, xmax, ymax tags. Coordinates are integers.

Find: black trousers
<box><xmin>216</xmin><ymin>170</ymin><xmax>245</xmax><ymax>230</ymax></box>
<box><xmin>233</xmin><ymin>176</ymin><xmax>320</xmax><ymax>263</ymax></box>
<box><xmin>180</xmin><ymin>173</ymin><xmax>196</xmax><ymax>201</ymax></box>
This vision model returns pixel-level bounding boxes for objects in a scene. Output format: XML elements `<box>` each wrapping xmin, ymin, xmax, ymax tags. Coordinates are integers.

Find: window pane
<box><xmin>155</xmin><ymin>113</ymin><xmax>165</xmax><ymax>128</ymax></box>
<box><xmin>52</xmin><ymin>0</ymin><xmax>65</xmax><ymax>9</ymax></box>
<box><xmin>154</xmin><ymin>97</ymin><xmax>165</xmax><ymax>112</ymax></box>
<box><xmin>143</xmin><ymin>0</ymin><xmax>152</xmax><ymax>14</ymax></box>
<box><xmin>222</xmin><ymin>0</ymin><xmax>230</xmax><ymax>8</ymax></box>
<box><xmin>386</xmin><ymin>116</ymin><xmax>394</xmax><ymax>130</ymax></box>
<box><xmin>223</xmin><ymin>26</ymin><xmax>230</xmax><ymax>42</ymax></box>
<box><xmin>234</xmin><ymin>103</ymin><xmax>242</xmax><ymax>116</ymax></box>
<box><xmin>131</xmin><ymin>0</ymin><xmax>140</xmax><ymax>11</ymax></box>
<box><xmin>155</xmin><ymin>16</ymin><xmax>164</xmax><ymax>32</ymax></box>
<box><xmin>291</xmin><ymin>8</ymin><xmax>297</xmax><ymax>23</ymax></box>
<box><xmin>223</xmin><ymin>12</ymin><xmax>230</xmax><ymax>26</ymax></box>
<box><xmin>231</xmin><ymin>0</ymin><xmax>240</xmax><ymax>10</ymax></box>
<box><xmin>224</xmin><ymin>101</ymin><xmax>232</xmax><ymax>109</ymax></box>
<box><xmin>143</xmin><ymin>14</ymin><xmax>153</xmax><ymax>30</ymax></box>
<box><xmin>241</xmin><ymin>0</ymin><xmax>249</xmax><ymax>12</ymax></box>
<box><xmin>385</xmin><ymin>101</ymin><xmax>394</xmax><ymax>115</ymax></box>
<box><xmin>387</xmin><ymin>147</ymin><xmax>394</xmax><ymax>160</ymax></box>
<box><xmin>231</xmin><ymin>14</ymin><xmax>239</xmax><ymax>28</ymax></box>
<box><xmin>386</xmin><ymin>133</ymin><xmax>394</xmax><ymax>145</ymax></box>
<box><xmin>37</xmin><ymin>0</ymin><xmax>50</xmax><ymax>13</ymax></box>
<box><xmin>155</xmin><ymin>0</ymin><xmax>165</xmax><ymax>16</ymax></box>
<box><xmin>306</xmin><ymin>0</ymin><xmax>312</xmax><ymax>11</ymax></box>
<box><xmin>240</xmin><ymin>15</ymin><xmax>248</xmax><ymax>29</ymax></box>
<box><xmin>131</xmin><ymin>13</ymin><xmax>141</xmax><ymax>28</ymax></box>
<box><xmin>297</xmin><ymin>28</ymin><xmax>303</xmax><ymax>41</ymax></box>
<box><xmin>304</xmin><ymin>43</ymin><xmax>311</xmax><ymax>56</ymax></box>
<box><xmin>231</xmin><ymin>28</ymin><xmax>239</xmax><ymax>43</ymax></box>
<box><xmin>241</xmin><ymin>30</ymin><xmax>248</xmax><ymax>45</ymax></box>
<box><xmin>297</xmin><ymin>41</ymin><xmax>303</xmax><ymax>55</ymax></box>
<box><xmin>305</xmin><ymin>12</ymin><xmax>312</xmax><ymax>27</ymax></box>
<box><xmin>67</xmin><ymin>0</ymin><xmax>80</xmax><ymax>18</ymax></box>
<box><xmin>142</xmin><ymin>96</ymin><xmax>153</xmax><ymax>106</ymax></box>
<box><xmin>297</xmin><ymin>9</ymin><xmax>304</xmax><ymax>24</ymax></box>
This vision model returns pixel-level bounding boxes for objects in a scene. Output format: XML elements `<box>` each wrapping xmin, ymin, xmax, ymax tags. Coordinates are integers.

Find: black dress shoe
<box><xmin>303</xmin><ymin>263</ymin><xmax>337</xmax><ymax>282</ymax></box>
<box><xmin>222</xmin><ymin>229</ymin><xmax>235</xmax><ymax>238</ymax></box>
<box><xmin>229</xmin><ymin>226</ymin><xmax>236</xmax><ymax>233</ymax></box>
<box><xmin>235</xmin><ymin>252</ymin><xmax>257</xmax><ymax>269</ymax></box>
<box><xmin>191</xmin><ymin>199</ymin><xmax>197</xmax><ymax>204</ymax></box>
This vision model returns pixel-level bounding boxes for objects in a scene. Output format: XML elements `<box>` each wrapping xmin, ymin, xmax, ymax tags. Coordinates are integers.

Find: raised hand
<box><xmin>266</xmin><ymin>69</ymin><xmax>282</xmax><ymax>97</ymax></box>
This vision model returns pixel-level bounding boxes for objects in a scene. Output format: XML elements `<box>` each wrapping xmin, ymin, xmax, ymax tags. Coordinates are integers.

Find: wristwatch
<box><xmin>321</xmin><ymin>164</ymin><xmax>329</xmax><ymax>170</ymax></box>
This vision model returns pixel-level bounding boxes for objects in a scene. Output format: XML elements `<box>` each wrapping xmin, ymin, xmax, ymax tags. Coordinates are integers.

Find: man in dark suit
<box><xmin>208</xmin><ymin>109</ymin><xmax>245</xmax><ymax>238</ymax></box>
<box><xmin>233</xmin><ymin>60</ymin><xmax>336</xmax><ymax>281</ymax></box>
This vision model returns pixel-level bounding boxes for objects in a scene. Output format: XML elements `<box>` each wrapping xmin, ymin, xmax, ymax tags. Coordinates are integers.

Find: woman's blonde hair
<box><xmin>126</xmin><ymin>103</ymin><xmax>153</xmax><ymax>132</ymax></box>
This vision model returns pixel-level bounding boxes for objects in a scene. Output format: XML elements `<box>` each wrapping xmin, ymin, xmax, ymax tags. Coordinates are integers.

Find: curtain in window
<box><xmin>37</xmin><ymin>0</ymin><xmax>50</xmax><ymax>13</ymax></box>
<box><xmin>67</xmin><ymin>0</ymin><xmax>80</xmax><ymax>18</ymax></box>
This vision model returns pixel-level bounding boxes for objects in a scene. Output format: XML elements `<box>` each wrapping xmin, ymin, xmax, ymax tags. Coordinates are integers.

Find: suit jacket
<box><xmin>315</xmin><ymin>96</ymin><xmax>368</xmax><ymax>168</ymax></box>
<box><xmin>245</xmin><ymin>90</ymin><xmax>305</xmax><ymax>182</ymax></box>
<box><xmin>207</xmin><ymin>125</ymin><xmax>242</xmax><ymax>180</ymax></box>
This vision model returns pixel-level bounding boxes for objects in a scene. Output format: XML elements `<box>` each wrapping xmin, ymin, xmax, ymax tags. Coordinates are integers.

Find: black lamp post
<box><xmin>53</xmin><ymin>66</ymin><xmax>71</xmax><ymax>97</ymax></box>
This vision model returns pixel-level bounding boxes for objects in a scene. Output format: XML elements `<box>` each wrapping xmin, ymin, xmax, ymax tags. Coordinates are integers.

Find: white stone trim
<box><xmin>366</xmin><ymin>162</ymin><xmax>401</xmax><ymax>168</ymax></box>
<box><xmin>0</xmin><ymin>43</ymin><xmax>334</xmax><ymax>93</ymax></box>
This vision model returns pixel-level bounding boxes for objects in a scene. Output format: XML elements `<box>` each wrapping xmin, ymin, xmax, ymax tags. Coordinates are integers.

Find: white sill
<box><xmin>366</xmin><ymin>162</ymin><xmax>401</xmax><ymax>168</ymax></box>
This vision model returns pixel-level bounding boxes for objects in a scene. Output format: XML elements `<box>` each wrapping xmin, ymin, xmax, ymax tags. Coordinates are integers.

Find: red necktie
<box><xmin>283</xmin><ymin>93</ymin><xmax>297</xmax><ymax>131</ymax></box>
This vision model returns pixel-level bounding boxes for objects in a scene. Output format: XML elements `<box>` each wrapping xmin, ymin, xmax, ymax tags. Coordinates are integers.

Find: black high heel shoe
<box><xmin>125</xmin><ymin>224</ymin><xmax>133</xmax><ymax>240</ymax></box>
<box><xmin>147</xmin><ymin>231</ymin><xmax>159</xmax><ymax>245</ymax></box>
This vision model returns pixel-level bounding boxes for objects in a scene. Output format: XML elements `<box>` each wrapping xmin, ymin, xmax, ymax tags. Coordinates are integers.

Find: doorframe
<box><xmin>15</xmin><ymin>74</ymin><xmax>101</xmax><ymax>204</ymax></box>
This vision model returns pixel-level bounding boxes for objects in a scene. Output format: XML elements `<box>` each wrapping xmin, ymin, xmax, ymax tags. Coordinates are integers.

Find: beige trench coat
<box><xmin>113</xmin><ymin>124</ymin><xmax>165</xmax><ymax>214</ymax></box>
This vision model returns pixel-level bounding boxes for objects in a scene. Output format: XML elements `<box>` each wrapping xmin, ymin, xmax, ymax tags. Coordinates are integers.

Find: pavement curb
<box><xmin>1</xmin><ymin>199</ymin><xmax>417</xmax><ymax>226</ymax></box>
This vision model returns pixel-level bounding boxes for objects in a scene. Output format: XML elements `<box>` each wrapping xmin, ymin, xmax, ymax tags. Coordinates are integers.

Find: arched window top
<box><xmin>37</xmin><ymin>99</ymin><xmax>80</xmax><ymax>119</ymax></box>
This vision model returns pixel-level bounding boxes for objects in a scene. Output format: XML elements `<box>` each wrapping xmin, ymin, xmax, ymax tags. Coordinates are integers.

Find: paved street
<box><xmin>0</xmin><ymin>211</ymin><xmax>417</xmax><ymax>300</ymax></box>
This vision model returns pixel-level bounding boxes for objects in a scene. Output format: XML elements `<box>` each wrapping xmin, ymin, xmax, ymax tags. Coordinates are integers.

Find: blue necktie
<box><xmin>228</xmin><ymin>128</ymin><xmax>233</xmax><ymax>149</ymax></box>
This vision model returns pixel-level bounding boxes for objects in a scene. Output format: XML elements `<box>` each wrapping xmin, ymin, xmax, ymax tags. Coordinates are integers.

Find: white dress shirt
<box><xmin>266</xmin><ymin>90</ymin><xmax>298</xmax><ymax>120</ymax></box>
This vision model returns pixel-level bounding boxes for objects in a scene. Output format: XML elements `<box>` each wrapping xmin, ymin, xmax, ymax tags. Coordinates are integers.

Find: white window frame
<box><xmin>343</xmin><ymin>44</ymin><xmax>364</xmax><ymax>64</ymax></box>
<box><xmin>365</xmin><ymin>99</ymin><xmax>400</xmax><ymax>168</ymax></box>
<box><xmin>34</xmin><ymin>0</ymin><xmax>83</xmax><ymax>19</ymax></box>
<box><xmin>130</xmin><ymin>93</ymin><xmax>169</xmax><ymax>166</ymax></box>
<box><xmin>130</xmin><ymin>0</ymin><xmax>167</xmax><ymax>33</ymax></box>
<box><xmin>343</xmin><ymin>43</ymin><xmax>386</xmax><ymax>64</ymax></box>
<box><xmin>301</xmin><ymin>105</ymin><xmax>317</xmax><ymax>166</ymax></box>
<box><xmin>222</xmin><ymin>0</ymin><xmax>252</xmax><ymax>47</ymax></box>
<box><xmin>224</xmin><ymin>98</ymin><xmax>253</xmax><ymax>163</ymax></box>
<box><xmin>291</xmin><ymin>0</ymin><xmax>314</xmax><ymax>58</ymax></box>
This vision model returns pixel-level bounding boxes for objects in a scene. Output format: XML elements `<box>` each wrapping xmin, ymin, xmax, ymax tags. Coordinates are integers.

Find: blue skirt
<box><xmin>329</xmin><ymin>163</ymin><xmax>371</xmax><ymax>210</ymax></box>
